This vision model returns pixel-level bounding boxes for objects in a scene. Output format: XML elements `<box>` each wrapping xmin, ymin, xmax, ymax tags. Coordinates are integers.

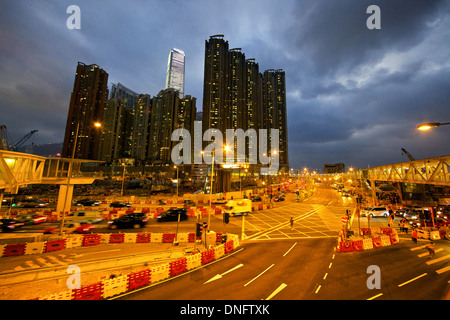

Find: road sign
<box><xmin>341</xmin><ymin>216</ymin><xmax>348</xmax><ymax>223</ymax></box>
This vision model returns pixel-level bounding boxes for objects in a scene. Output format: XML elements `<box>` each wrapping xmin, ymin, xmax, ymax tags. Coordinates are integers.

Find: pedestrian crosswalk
<box><xmin>7</xmin><ymin>253</ymin><xmax>78</xmax><ymax>273</ymax></box>
<box><xmin>410</xmin><ymin>244</ymin><xmax>450</xmax><ymax>275</ymax></box>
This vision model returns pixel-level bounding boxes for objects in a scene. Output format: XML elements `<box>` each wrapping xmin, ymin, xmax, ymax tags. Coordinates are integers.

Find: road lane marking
<box><xmin>418</xmin><ymin>248</ymin><xmax>443</xmax><ymax>257</ymax></box>
<box><xmin>426</xmin><ymin>254</ymin><xmax>450</xmax><ymax>265</ymax></box>
<box><xmin>83</xmin><ymin>249</ymin><xmax>121</xmax><ymax>255</ymax></box>
<box><xmin>203</xmin><ymin>264</ymin><xmax>244</xmax><ymax>284</ymax></box>
<box><xmin>328</xmin><ymin>262</ymin><xmax>332</xmax><ymax>268</ymax></box>
<box><xmin>410</xmin><ymin>245</ymin><xmax>427</xmax><ymax>251</ymax></box>
<box><xmin>244</xmin><ymin>264</ymin><xmax>274</xmax><ymax>287</ymax></box>
<box><xmin>398</xmin><ymin>273</ymin><xmax>428</xmax><ymax>287</ymax></box>
<box><xmin>367</xmin><ymin>293</ymin><xmax>383</xmax><ymax>300</ymax></box>
<box><xmin>436</xmin><ymin>265</ymin><xmax>450</xmax><ymax>274</ymax></box>
<box><xmin>265</xmin><ymin>283</ymin><xmax>287</xmax><ymax>300</ymax></box>
<box><xmin>283</xmin><ymin>242</ymin><xmax>297</xmax><ymax>257</ymax></box>
<box><xmin>315</xmin><ymin>285</ymin><xmax>321</xmax><ymax>294</ymax></box>
<box><xmin>323</xmin><ymin>273</ymin><xmax>328</xmax><ymax>280</ymax></box>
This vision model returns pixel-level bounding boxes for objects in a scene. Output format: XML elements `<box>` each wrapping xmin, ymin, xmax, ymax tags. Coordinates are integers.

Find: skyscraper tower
<box><xmin>62</xmin><ymin>62</ymin><xmax>108</xmax><ymax>160</ymax></box>
<box><xmin>262</xmin><ymin>69</ymin><xmax>288</xmax><ymax>170</ymax></box>
<box><xmin>165</xmin><ymin>48</ymin><xmax>185</xmax><ymax>99</ymax></box>
<box><xmin>202</xmin><ymin>35</ymin><xmax>289</xmax><ymax>172</ymax></box>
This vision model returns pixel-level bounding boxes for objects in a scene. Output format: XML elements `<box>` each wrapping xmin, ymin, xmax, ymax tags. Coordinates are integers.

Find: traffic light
<box><xmin>221</xmin><ymin>234</ymin><xmax>228</xmax><ymax>243</ymax></box>
<box><xmin>196</xmin><ymin>223</ymin><xmax>202</xmax><ymax>237</ymax></box>
<box><xmin>223</xmin><ymin>212</ymin><xmax>230</xmax><ymax>224</ymax></box>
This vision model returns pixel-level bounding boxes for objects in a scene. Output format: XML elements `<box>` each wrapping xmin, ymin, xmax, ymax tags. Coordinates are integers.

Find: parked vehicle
<box><xmin>183</xmin><ymin>200</ymin><xmax>196</xmax><ymax>207</ymax></box>
<box><xmin>43</xmin><ymin>222</ymin><xmax>95</xmax><ymax>234</ymax></box>
<box><xmin>273</xmin><ymin>195</ymin><xmax>285</xmax><ymax>202</ymax></box>
<box><xmin>109</xmin><ymin>201</ymin><xmax>131</xmax><ymax>208</ymax></box>
<box><xmin>75</xmin><ymin>198</ymin><xmax>100</xmax><ymax>206</ymax></box>
<box><xmin>0</xmin><ymin>218</ymin><xmax>24</xmax><ymax>232</ymax></box>
<box><xmin>157</xmin><ymin>208</ymin><xmax>188</xmax><ymax>222</ymax></box>
<box><xmin>15</xmin><ymin>213</ymin><xmax>47</xmax><ymax>224</ymax></box>
<box><xmin>223</xmin><ymin>199</ymin><xmax>252</xmax><ymax>217</ymax></box>
<box><xmin>360</xmin><ymin>206</ymin><xmax>389</xmax><ymax>217</ymax></box>
<box><xmin>66</xmin><ymin>210</ymin><xmax>103</xmax><ymax>224</ymax></box>
<box><xmin>108</xmin><ymin>212</ymin><xmax>148</xmax><ymax>229</ymax></box>
<box><xmin>251</xmin><ymin>195</ymin><xmax>262</xmax><ymax>202</ymax></box>
<box><xmin>16</xmin><ymin>199</ymin><xmax>47</xmax><ymax>208</ymax></box>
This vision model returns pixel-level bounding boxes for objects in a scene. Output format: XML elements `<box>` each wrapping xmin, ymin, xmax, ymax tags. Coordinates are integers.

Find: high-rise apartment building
<box><xmin>262</xmin><ymin>69</ymin><xmax>288</xmax><ymax>170</ymax></box>
<box><xmin>165</xmin><ymin>48</ymin><xmax>185</xmax><ymax>99</ymax></box>
<box><xmin>148</xmin><ymin>88</ymin><xmax>196</xmax><ymax>164</ymax></box>
<box><xmin>62</xmin><ymin>62</ymin><xmax>109</xmax><ymax>160</ymax></box>
<box><xmin>97</xmin><ymin>98</ymin><xmax>126</xmax><ymax>162</ymax></box>
<box><xmin>202</xmin><ymin>35</ymin><xmax>288</xmax><ymax>170</ymax></box>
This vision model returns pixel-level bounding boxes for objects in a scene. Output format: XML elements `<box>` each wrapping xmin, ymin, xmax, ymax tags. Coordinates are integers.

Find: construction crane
<box><xmin>401</xmin><ymin>148</ymin><xmax>416</xmax><ymax>161</ymax></box>
<box><xmin>0</xmin><ymin>125</ymin><xmax>38</xmax><ymax>151</ymax></box>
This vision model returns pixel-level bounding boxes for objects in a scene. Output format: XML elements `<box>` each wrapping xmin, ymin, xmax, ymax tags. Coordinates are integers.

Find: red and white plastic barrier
<box><xmin>36</xmin><ymin>234</ymin><xmax>239</xmax><ymax>300</ymax></box>
<box><xmin>337</xmin><ymin>227</ymin><xmax>400</xmax><ymax>253</ymax></box>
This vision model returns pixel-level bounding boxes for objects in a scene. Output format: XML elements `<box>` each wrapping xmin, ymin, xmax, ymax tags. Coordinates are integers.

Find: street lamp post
<box><xmin>59</xmin><ymin>121</ymin><xmax>101</xmax><ymax>235</ymax></box>
<box><xmin>174</xmin><ymin>165</ymin><xmax>179</xmax><ymax>200</ymax></box>
<box><xmin>120</xmin><ymin>163</ymin><xmax>126</xmax><ymax>197</ymax></box>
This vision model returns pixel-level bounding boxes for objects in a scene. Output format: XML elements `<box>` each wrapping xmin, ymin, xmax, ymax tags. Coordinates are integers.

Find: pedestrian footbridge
<box><xmin>0</xmin><ymin>150</ymin><xmax>103</xmax><ymax>213</ymax></box>
<box><xmin>348</xmin><ymin>155</ymin><xmax>450</xmax><ymax>186</ymax></box>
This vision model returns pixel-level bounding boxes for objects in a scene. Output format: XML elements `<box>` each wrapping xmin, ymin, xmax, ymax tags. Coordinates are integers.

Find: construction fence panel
<box><xmin>214</xmin><ymin>244</ymin><xmax>225</xmax><ymax>259</ymax></box>
<box><xmin>150</xmin><ymin>263</ymin><xmax>170</xmax><ymax>283</ymax></box>
<box><xmin>102</xmin><ymin>275</ymin><xmax>128</xmax><ymax>299</ymax></box>
<box><xmin>127</xmin><ymin>269</ymin><xmax>151</xmax><ymax>291</ymax></box>
<box><xmin>186</xmin><ymin>253</ymin><xmax>202</xmax><ymax>270</ymax></box>
<box><xmin>45</xmin><ymin>239</ymin><xmax>66</xmax><ymax>253</ymax></box>
<box><xmin>40</xmin><ymin>290</ymin><xmax>73</xmax><ymax>300</ymax></box>
<box><xmin>150</xmin><ymin>233</ymin><xmax>163</xmax><ymax>243</ymax></box>
<box><xmin>65</xmin><ymin>235</ymin><xmax>83</xmax><ymax>249</ymax></box>
<box><xmin>25</xmin><ymin>242</ymin><xmax>45</xmax><ymax>255</ymax></box>
<box><xmin>124</xmin><ymin>233</ymin><xmax>137</xmax><ymax>243</ymax></box>
<box><xmin>72</xmin><ymin>282</ymin><xmax>103</xmax><ymax>300</ymax></box>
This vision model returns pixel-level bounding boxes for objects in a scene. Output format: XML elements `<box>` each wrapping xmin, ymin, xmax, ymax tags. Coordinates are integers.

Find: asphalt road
<box><xmin>5</xmin><ymin>185</ymin><xmax>449</xmax><ymax>301</ymax></box>
<box><xmin>113</xmin><ymin>186</ymin><xmax>450</xmax><ymax>301</ymax></box>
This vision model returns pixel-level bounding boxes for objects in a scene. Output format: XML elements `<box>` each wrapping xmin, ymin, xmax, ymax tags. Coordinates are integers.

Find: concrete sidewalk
<box><xmin>0</xmin><ymin>241</ymin><xmax>202</xmax><ymax>300</ymax></box>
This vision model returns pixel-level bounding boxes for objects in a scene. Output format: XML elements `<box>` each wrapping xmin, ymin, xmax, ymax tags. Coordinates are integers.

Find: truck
<box><xmin>223</xmin><ymin>199</ymin><xmax>252</xmax><ymax>217</ymax></box>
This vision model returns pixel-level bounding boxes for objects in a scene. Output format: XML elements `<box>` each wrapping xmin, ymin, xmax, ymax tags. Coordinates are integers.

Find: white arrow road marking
<box><xmin>203</xmin><ymin>264</ymin><xmax>244</xmax><ymax>284</ymax></box>
<box><xmin>265</xmin><ymin>283</ymin><xmax>287</xmax><ymax>300</ymax></box>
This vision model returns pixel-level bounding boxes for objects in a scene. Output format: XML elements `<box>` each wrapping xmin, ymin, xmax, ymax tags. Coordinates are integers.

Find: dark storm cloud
<box><xmin>0</xmin><ymin>0</ymin><xmax>449</xmax><ymax>170</ymax></box>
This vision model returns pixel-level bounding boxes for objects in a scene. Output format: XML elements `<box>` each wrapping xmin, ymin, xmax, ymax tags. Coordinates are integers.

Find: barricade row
<box><xmin>0</xmin><ymin>231</ymin><xmax>225</xmax><ymax>258</ymax></box>
<box><xmin>2</xmin><ymin>201</ymin><xmax>276</xmax><ymax>221</ymax></box>
<box><xmin>37</xmin><ymin>236</ymin><xmax>239</xmax><ymax>300</ymax></box>
<box><xmin>337</xmin><ymin>227</ymin><xmax>400</xmax><ymax>253</ymax></box>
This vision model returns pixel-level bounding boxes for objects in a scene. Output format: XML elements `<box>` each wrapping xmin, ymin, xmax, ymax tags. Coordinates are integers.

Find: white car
<box><xmin>360</xmin><ymin>206</ymin><xmax>389</xmax><ymax>217</ymax></box>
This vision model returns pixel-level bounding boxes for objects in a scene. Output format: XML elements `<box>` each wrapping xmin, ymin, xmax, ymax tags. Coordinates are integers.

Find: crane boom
<box><xmin>11</xmin><ymin>130</ymin><xmax>38</xmax><ymax>151</ymax></box>
<box><xmin>401</xmin><ymin>148</ymin><xmax>416</xmax><ymax>161</ymax></box>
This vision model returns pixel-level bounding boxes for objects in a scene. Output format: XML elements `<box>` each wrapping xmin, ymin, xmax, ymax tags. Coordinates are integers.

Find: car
<box><xmin>404</xmin><ymin>208</ymin><xmax>429</xmax><ymax>220</ymax></box>
<box><xmin>273</xmin><ymin>195</ymin><xmax>285</xmax><ymax>202</ymax></box>
<box><xmin>394</xmin><ymin>207</ymin><xmax>410</xmax><ymax>217</ymax></box>
<box><xmin>75</xmin><ymin>198</ymin><xmax>100</xmax><ymax>206</ymax></box>
<box><xmin>360</xmin><ymin>206</ymin><xmax>389</xmax><ymax>217</ymax></box>
<box><xmin>43</xmin><ymin>222</ymin><xmax>95</xmax><ymax>234</ymax></box>
<box><xmin>212</xmin><ymin>199</ymin><xmax>227</xmax><ymax>205</ymax></box>
<box><xmin>108</xmin><ymin>212</ymin><xmax>148</xmax><ymax>229</ymax></box>
<box><xmin>109</xmin><ymin>201</ymin><xmax>131</xmax><ymax>208</ymax></box>
<box><xmin>16</xmin><ymin>199</ymin><xmax>47</xmax><ymax>208</ymax></box>
<box><xmin>157</xmin><ymin>208</ymin><xmax>188</xmax><ymax>222</ymax></box>
<box><xmin>436</xmin><ymin>205</ymin><xmax>450</xmax><ymax>220</ymax></box>
<box><xmin>183</xmin><ymin>200</ymin><xmax>196</xmax><ymax>207</ymax></box>
<box><xmin>66</xmin><ymin>210</ymin><xmax>103</xmax><ymax>224</ymax></box>
<box><xmin>0</xmin><ymin>218</ymin><xmax>24</xmax><ymax>232</ymax></box>
<box><xmin>15</xmin><ymin>213</ymin><xmax>47</xmax><ymax>225</ymax></box>
<box><xmin>410</xmin><ymin>218</ymin><xmax>450</xmax><ymax>228</ymax></box>
<box><xmin>251</xmin><ymin>195</ymin><xmax>262</xmax><ymax>202</ymax></box>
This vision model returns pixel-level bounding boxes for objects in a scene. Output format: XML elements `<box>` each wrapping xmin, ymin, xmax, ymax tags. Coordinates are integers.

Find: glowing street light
<box><xmin>417</xmin><ymin>122</ymin><xmax>450</xmax><ymax>131</ymax></box>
